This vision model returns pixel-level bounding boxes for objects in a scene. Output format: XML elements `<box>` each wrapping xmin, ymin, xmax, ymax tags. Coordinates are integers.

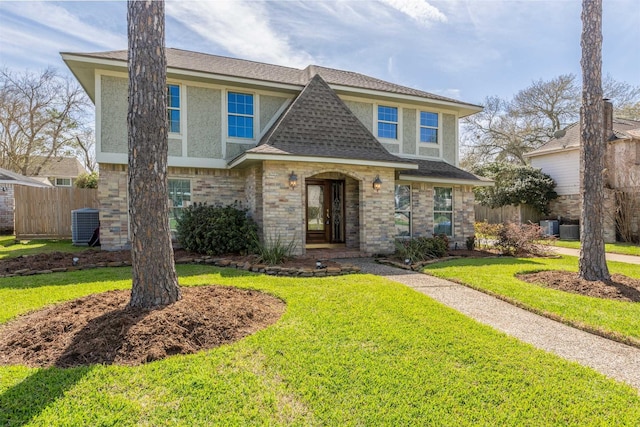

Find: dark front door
<box><xmin>306</xmin><ymin>179</ymin><xmax>345</xmax><ymax>245</ymax></box>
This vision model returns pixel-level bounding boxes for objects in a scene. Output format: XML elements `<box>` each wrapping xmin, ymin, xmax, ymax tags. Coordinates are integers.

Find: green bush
<box><xmin>254</xmin><ymin>234</ymin><xmax>297</xmax><ymax>265</ymax></box>
<box><xmin>176</xmin><ymin>202</ymin><xmax>258</xmax><ymax>255</ymax></box>
<box><xmin>75</xmin><ymin>171</ymin><xmax>99</xmax><ymax>189</ymax></box>
<box><xmin>394</xmin><ymin>236</ymin><xmax>448</xmax><ymax>263</ymax></box>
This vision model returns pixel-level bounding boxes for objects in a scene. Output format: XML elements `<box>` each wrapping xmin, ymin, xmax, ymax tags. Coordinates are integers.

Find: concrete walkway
<box><xmin>550</xmin><ymin>246</ymin><xmax>640</xmax><ymax>264</ymax></box>
<box><xmin>339</xmin><ymin>258</ymin><xmax>640</xmax><ymax>391</ymax></box>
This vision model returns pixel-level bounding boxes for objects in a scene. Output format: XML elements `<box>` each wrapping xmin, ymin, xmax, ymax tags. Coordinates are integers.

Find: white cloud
<box><xmin>166</xmin><ymin>1</ymin><xmax>314</xmax><ymax>68</ymax></box>
<box><xmin>378</xmin><ymin>0</ymin><xmax>447</xmax><ymax>24</ymax></box>
<box><xmin>0</xmin><ymin>1</ymin><xmax>125</xmax><ymax>50</ymax></box>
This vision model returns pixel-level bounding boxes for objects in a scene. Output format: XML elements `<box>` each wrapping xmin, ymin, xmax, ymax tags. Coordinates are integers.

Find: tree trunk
<box><xmin>127</xmin><ymin>0</ymin><xmax>181</xmax><ymax>307</ymax></box>
<box><xmin>579</xmin><ymin>0</ymin><xmax>610</xmax><ymax>281</ymax></box>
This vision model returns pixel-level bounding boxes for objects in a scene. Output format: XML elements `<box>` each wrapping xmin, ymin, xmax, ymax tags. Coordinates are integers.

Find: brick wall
<box><xmin>547</xmin><ymin>191</ymin><xmax>616</xmax><ymax>243</ymax></box>
<box><xmin>98</xmin><ymin>162</ymin><xmax>478</xmax><ymax>254</ymax></box>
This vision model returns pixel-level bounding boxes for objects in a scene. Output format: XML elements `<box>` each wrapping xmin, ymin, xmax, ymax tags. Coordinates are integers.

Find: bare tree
<box><xmin>579</xmin><ymin>0</ymin><xmax>610</xmax><ymax>281</ymax></box>
<box><xmin>0</xmin><ymin>68</ymin><xmax>90</xmax><ymax>175</ymax></box>
<box><xmin>461</xmin><ymin>73</ymin><xmax>640</xmax><ymax>166</ymax></box>
<box><xmin>127</xmin><ymin>0</ymin><xmax>181</xmax><ymax>307</ymax></box>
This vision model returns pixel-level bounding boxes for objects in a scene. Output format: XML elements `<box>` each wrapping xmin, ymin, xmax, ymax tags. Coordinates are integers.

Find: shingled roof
<box><xmin>397</xmin><ymin>159</ymin><xmax>489</xmax><ymax>184</ymax></box>
<box><xmin>64</xmin><ymin>48</ymin><xmax>481</xmax><ymax>110</ymax></box>
<box><xmin>241</xmin><ymin>74</ymin><xmax>413</xmax><ymax>166</ymax></box>
<box><xmin>526</xmin><ymin>118</ymin><xmax>640</xmax><ymax>157</ymax></box>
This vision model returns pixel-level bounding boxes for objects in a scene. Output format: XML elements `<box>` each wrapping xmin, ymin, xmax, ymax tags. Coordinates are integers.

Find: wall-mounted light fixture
<box><xmin>0</xmin><ymin>186</ymin><xmax>6</xmax><ymax>192</ymax></box>
<box><xmin>288</xmin><ymin>171</ymin><xmax>298</xmax><ymax>189</ymax></box>
<box><xmin>372</xmin><ymin>175</ymin><xmax>382</xmax><ymax>192</ymax></box>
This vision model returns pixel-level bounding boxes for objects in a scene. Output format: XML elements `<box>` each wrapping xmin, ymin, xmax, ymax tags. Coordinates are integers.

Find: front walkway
<box><xmin>551</xmin><ymin>246</ymin><xmax>640</xmax><ymax>264</ymax></box>
<box><xmin>339</xmin><ymin>258</ymin><xmax>640</xmax><ymax>391</ymax></box>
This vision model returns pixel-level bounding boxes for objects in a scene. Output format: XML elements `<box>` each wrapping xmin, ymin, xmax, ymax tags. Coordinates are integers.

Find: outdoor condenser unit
<box><xmin>71</xmin><ymin>208</ymin><xmax>99</xmax><ymax>245</ymax></box>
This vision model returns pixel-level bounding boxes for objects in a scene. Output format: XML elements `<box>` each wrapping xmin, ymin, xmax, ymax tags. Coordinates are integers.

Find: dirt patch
<box><xmin>0</xmin><ymin>248</ymin><xmax>341</xmax><ymax>275</ymax></box>
<box><xmin>518</xmin><ymin>270</ymin><xmax>640</xmax><ymax>302</ymax></box>
<box><xmin>0</xmin><ymin>286</ymin><xmax>285</xmax><ymax>368</ymax></box>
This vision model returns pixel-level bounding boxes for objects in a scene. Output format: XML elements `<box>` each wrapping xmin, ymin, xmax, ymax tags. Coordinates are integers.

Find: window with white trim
<box><xmin>167</xmin><ymin>84</ymin><xmax>180</xmax><ymax>133</ymax></box>
<box><xmin>378</xmin><ymin>105</ymin><xmax>398</xmax><ymax>139</ymax></box>
<box><xmin>55</xmin><ymin>178</ymin><xmax>72</xmax><ymax>187</ymax></box>
<box><xmin>394</xmin><ymin>184</ymin><xmax>411</xmax><ymax>237</ymax></box>
<box><xmin>420</xmin><ymin>111</ymin><xmax>438</xmax><ymax>143</ymax></box>
<box><xmin>433</xmin><ymin>187</ymin><xmax>453</xmax><ymax>236</ymax></box>
<box><xmin>168</xmin><ymin>179</ymin><xmax>191</xmax><ymax>231</ymax></box>
<box><xmin>228</xmin><ymin>92</ymin><xmax>254</xmax><ymax>139</ymax></box>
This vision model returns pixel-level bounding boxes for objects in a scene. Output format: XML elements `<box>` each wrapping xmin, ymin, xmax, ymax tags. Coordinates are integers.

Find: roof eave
<box><xmin>398</xmin><ymin>174</ymin><xmax>494</xmax><ymax>187</ymax></box>
<box><xmin>229</xmin><ymin>152</ymin><xmax>418</xmax><ymax>170</ymax></box>
<box><xmin>524</xmin><ymin>145</ymin><xmax>580</xmax><ymax>158</ymax></box>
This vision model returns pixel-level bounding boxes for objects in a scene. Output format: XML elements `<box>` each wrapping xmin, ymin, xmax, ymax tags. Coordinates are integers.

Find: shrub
<box><xmin>466</xmin><ymin>235</ymin><xmax>476</xmax><ymax>251</ymax></box>
<box><xmin>474</xmin><ymin>221</ymin><xmax>502</xmax><ymax>249</ymax></box>
<box><xmin>494</xmin><ymin>222</ymin><xmax>548</xmax><ymax>256</ymax></box>
<box><xmin>75</xmin><ymin>171</ymin><xmax>99</xmax><ymax>189</ymax></box>
<box><xmin>176</xmin><ymin>202</ymin><xmax>258</xmax><ymax>255</ymax></box>
<box><xmin>394</xmin><ymin>236</ymin><xmax>448</xmax><ymax>263</ymax></box>
<box><xmin>254</xmin><ymin>234</ymin><xmax>297</xmax><ymax>265</ymax></box>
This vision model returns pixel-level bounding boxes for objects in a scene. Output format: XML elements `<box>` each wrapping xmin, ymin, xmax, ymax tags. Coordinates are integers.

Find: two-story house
<box><xmin>62</xmin><ymin>48</ymin><xmax>489</xmax><ymax>255</ymax></box>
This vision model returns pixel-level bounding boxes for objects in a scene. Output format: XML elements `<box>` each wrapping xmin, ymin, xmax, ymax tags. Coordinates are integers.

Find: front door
<box><xmin>306</xmin><ymin>179</ymin><xmax>345</xmax><ymax>245</ymax></box>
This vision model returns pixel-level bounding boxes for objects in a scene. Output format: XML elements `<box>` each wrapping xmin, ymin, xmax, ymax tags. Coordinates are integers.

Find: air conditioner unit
<box><xmin>72</xmin><ymin>208</ymin><xmax>99</xmax><ymax>245</ymax></box>
<box><xmin>539</xmin><ymin>220</ymin><xmax>559</xmax><ymax>236</ymax></box>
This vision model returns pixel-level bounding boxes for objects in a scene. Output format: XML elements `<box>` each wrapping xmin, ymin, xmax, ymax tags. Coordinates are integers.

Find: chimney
<box><xmin>603</xmin><ymin>99</ymin><xmax>614</xmax><ymax>141</ymax></box>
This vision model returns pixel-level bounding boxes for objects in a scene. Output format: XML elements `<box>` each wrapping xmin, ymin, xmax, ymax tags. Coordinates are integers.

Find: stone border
<box><xmin>0</xmin><ymin>256</ymin><xmax>361</xmax><ymax>279</ymax></box>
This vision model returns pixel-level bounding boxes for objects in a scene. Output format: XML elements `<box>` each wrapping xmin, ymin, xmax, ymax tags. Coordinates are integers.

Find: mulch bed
<box><xmin>0</xmin><ymin>286</ymin><xmax>285</xmax><ymax>368</ymax></box>
<box><xmin>518</xmin><ymin>270</ymin><xmax>640</xmax><ymax>302</ymax></box>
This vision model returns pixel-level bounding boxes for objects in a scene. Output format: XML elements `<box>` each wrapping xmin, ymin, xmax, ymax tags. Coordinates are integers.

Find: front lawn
<box><xmin>549</xmin><ymin>240</ymin><xmax>640</xmax><ymax>256</ymax></box>
<box><xmin>1</xmin><ymin>265</ymin><xmax>639</xmax><ymax>425</ymax></box>
<box><xmin>424</xmin><ymin>256</ymin><xmax>640</xmax><ymax>344</ymax></box>
<box><xmin>0</xmin><ymin>235</ymin><xmax>87</xmax><ymax>260</ymax></box>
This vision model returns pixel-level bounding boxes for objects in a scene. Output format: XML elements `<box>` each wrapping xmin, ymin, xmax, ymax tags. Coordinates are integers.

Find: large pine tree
<box><xmin>579</xmin><ymin>0</ymin><xmax>610</xmax><ymax>281</ymax></box>
<box><xmin>127</xmin><ymin>0</ymin><xmax>181</xmax><ymax>307</ymax></box>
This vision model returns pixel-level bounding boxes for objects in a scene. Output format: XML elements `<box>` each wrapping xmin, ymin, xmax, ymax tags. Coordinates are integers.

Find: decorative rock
<box><xmin>14</xmin><ymin>269</ymin><xmax>30</xmax><ymax>275</ymax></box>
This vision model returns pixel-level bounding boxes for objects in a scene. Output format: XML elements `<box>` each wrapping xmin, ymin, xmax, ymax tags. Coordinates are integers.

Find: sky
<box><xmin>0</xmin><ymin>0</ymin><xmax>638</xmax><ymax>106</ymax></box>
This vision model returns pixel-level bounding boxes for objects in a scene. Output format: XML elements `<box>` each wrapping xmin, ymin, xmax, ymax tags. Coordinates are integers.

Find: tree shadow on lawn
<box><xmin>0</xmin><ymin>265</ymin><xmax>255</xmax><ymax>290</ymax></box>
<box><xmin>0</xmin><ymin>365</ymin><xmax>92</xmax><ymax>426</ymax></box>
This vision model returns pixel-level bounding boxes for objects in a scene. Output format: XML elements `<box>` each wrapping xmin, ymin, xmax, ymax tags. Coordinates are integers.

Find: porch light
<box><xmin>288</xmin><ymin>171</ymin><xmax>298</xmax><ymax>189</ymax></box>
<box><xmin>372</xmin><ymin>175</ymin><xmax>382</xmax><ymax>192</ymax></box>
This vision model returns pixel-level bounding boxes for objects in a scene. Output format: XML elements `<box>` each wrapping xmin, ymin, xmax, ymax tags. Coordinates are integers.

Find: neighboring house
<box><xmin>0</xmin><ymin>167</ymin><xmax>51</xmax><ymax>233</ymax></box>
<box><xmin>525</xmin><ymin>102</ymin><xmax>640</xmax><ymax>242</ymax></box>
<box><xmin>62</xmin><ymin>48</ymin><xmax>490</xmax><ymax>254</ymax></box>
<box><xmin>26</xmin><ymin>156</ymin><xmax>88</xmax><ymax>187</ymax></box>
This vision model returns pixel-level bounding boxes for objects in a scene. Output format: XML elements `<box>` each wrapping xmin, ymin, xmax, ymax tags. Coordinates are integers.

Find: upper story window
<box><xmin>167</xmin><ymin>84</ymin><xmax>180</xmax><ymax>134</ymax></box>
<box><xmin>228</xmin><ymin>92</ymin><xmax>254</xmax><ymax>139</ymax></box>
<box><xmin>420</xmin><ymin>111</ymin><xmax>438</xmax><ymax>144</ymax></box>
<box><xmin>378</xmin><ymin>105</ymin><xmax>398</xmax><ymax>139</ymax></box>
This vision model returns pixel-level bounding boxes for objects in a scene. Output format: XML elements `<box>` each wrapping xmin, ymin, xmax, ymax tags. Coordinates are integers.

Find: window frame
<box><xmin>54</xmin><ymin>178</ymin><xmax>72</xmax><ymax>187</ymax></box>
<box><xmin>167</xmin><ymin>84</ymin><xmax>181</xmax><ymax>134</ymax></box>
<box><xmin>377</xmin><ymin>105</ymin><xmax>399</xmax><ymax>140</ymax></box>
<box><xmin>227</xmin><ymin>91</ymin><xmax>255</xmax><ymax>140</ymax></box>
<box><xmin>419</xmin><ymin>111</ymin><xmax>439</xmax><ymax>144</ymax></box>
<box><xmin>168</xmin><ymin>178</ymin><xmax>191</xmax><ymax>231</ymax></box>
<box><xmin>433</xmin><ymin>187</ymin><xmax>453</xmax><ymax>237</ymax></box>
<box><xmin>394</xmin><ymin>183</ymin><xmax>412</xmax><ymax>238</ymax></box>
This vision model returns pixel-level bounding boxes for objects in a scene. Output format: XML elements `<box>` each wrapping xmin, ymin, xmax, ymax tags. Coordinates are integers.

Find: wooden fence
<box><xmin>474</xmin><ymin>203</ymin><xmax>541</xmax><ymax>225</ymax></box>
<box><xmin>14</xmin><ymin>185</ymin><xmax>99</xmax><ymax>238</ymax></box>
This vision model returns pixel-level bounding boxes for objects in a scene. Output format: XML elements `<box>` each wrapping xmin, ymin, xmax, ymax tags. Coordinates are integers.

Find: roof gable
<box><xmin>247</xmin><ymin>74</ymin><xmax>409</xmax><ymax>165</ymax></box>
<box><xmin>26</xmin><ymin>156</ymin><xmax>87</xmax><ymax>178</ymax></box>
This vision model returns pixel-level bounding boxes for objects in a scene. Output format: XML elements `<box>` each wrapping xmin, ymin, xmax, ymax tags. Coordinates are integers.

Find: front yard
<box><xmin>424</xmin><ymin>256</ymin><xmax>640</xmax><ymax>345</ymax></box>
<box><xmin>1</xmin><ymin>264</ymin><xmax>640</xmax><ymax>425</ymax></box>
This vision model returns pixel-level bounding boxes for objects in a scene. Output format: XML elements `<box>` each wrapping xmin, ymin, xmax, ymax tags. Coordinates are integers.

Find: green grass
<box><xmin>549</xmin><ymin>239</ymin><xmax>640</xmax><ymax>256</ymax></box>
<box><xmin>2</xmin><ymin>265</ymin><xmax>640</xmax><ymax>425</ymax></box>
<box><xmin>424</xmin><ymin>256</ymin><xmax>640</xmax><ymax>344</ymax></box>
<box><xmin>0</xmin><ymin>235</ymin><xmax>88</xmax><ymax>260</ymax></box>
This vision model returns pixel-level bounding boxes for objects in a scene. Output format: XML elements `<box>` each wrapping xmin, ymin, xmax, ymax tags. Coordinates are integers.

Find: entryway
<box><xmin>305</xmin><ymin>179</ymin><xmax>345</xmax><ymax>245</ymax></box>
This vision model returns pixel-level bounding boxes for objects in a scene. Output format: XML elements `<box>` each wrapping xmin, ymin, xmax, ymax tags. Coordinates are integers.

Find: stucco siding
<box><xmin>442</xmin><ymin>113</ymin><xmax>456</xmax><ymax>164</ymax></box>
<box><xmin>530</xmin><ymin>150</ymin><xmax>580</xmax><ymax>195</ymax></box>
<box><xmin>187</xmin><ymin>86</ymin><xmax>222</xmax><ymax>159</ymax></box>
<box><xmin>260</xmin><ymin>95</ymin><xmax>288</xmax><ymax>132</ymax></box>
<box><xmin>343</xmin><ymin>100</ymin><xmax>373</xmax><ymax>133</ymax></box>
<box><xmin>100</xmin><ymin>75</ymin><xmax>128</xmax><ymax>154</ymax></box>
<box><xmin>403</xmin><ymin>109</ymin><xmax>416</xmax><ymax>155</ymax></box>
<box><xmin>382</xmin><ymin>143</ymin><xmax>400</xmax><ymax>154</ymax></box>
<box><xmin>418</xmin><ymin>146</ymin><xmax>440</xmax><ymax>157</ymax></box>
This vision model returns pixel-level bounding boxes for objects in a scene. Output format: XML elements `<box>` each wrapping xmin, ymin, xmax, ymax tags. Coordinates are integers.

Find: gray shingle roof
<box><xmin>247</xmin><ymin>74</ymin><xmax>410</xmax><ymax>164</ymax></box>
<box><xmin>398</xmin><ymin>159</ymin><xmax>486</xmax><ymax>182</ymax></box>
<box><xmin>526</xmin><ymin>118</ymin><xmax>640</xmax><ymax>157</ymax></box>
<box><xmin>26</xmin><ymin>156</ymin><xmax>87</xmax><ymax>178</ymax></box>
<box><xmin>69</xmin><ymin>48</ymin><xmax>480</xmax><ymax>108</ymax></box>
<box><xmin>0</xmin><ymin>167</ymin><xmax>51</xmax><ymax>186</ymax></box>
